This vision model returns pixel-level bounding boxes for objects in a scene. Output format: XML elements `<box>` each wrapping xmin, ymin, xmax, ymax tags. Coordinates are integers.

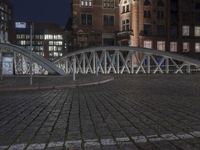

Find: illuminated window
<box><xmin>35</xmin><ymin>35</ymin><xmax>40</xmax><ymax>39</ymax></box>
<box><xmin>195</xmin><ymin>43</ymin><xmax>200</xmax><ymax>52</ymax></box>
<box><xmin>157</xmin><ymin>41</ymin><xmax>165</xmax><ymax>51</ymax></box>
<box><xmin>20</xmin><ymin>40</ymin><xmax>26</xmax><ymax>45</ymax></box>
<box><xmin>182</xmin><ymin>26</ymin><xmax>190</xmax><ymax>36</ymax></box>
<box><xmin>122</xmin><ymin>19</ymin><xmax>130</xmax><ymax>31</ymax></box>
<box><xmin>183</xmin><ymin>42</ymin><xmax>190</xmax><ymax>53</ymax></box>
<box><xmin>49</xmin><ymin>46</ymin><xmax>56</xmax><ymax>51</ymax></box>
<box><xmin>81</xmin><ymin>0</ymin><xmax>92</xmax><ymax>7</ymax></box>
<box><xmin>36</xmin><ymin>41</ymin><xmax>43</xmax><ymax>45</ymax></box>
<box><xmin>57</xmin><ymin>47</ymin><xmax>62</xmax><ymax>51</ymax></box>
<box><xmin>195</xmin><ymin>26</ymin><xmax>200</xmax><ymax>36</ymax></box>
<box><xmin>57</xmin><ymin>35</ymin><xmax>63</xmax><ymax>40</ymax></box>
<box><xmin>26</xmin><ymin>35</ymin><xmax>30</xmax><ymax>39</ymax></box>
<box><xmin>44</xmin><ymin>34</ymin><xmax>53</xmax><ymax>40</ymax></box>
<box><xmin>54</xmin><ymin>41</ymin><xmax>63</xmax><ymax>45</ymax></box>
<box><xmin>54</xmin><ymin>35</ymin><xmax>62</xmax><ymax>40</ymax></box>
<box><xmin>40</xmin><ymin>35</ymin><xmax>44</xmax><ymax>39</ymax></box>
<box><xmin>16</xmin><ymin>34</ymin><xmax>21</xmax><ymax>39</ymax></box>
<box><xmin>170</xmin><ymin>42</ymin><xmax>177</xmax><ymax>52</ymax></box>
<box><xmin>53</xmin><ymin>52</ymin><xmax>59</xmax><ymax>57</ymax></box>
<box><xmin>144</xmin><ymin>41</ymin><xmax>152</xmax><ymax>49</ymax></box>
<box><xmin>49</xmin><ymin>41</ymin><xmax>54</xmax><ymax>45</ymax></box>
<box><xmin>20</xmin><ymin>34</ymin><xmax>25</xmax><ymax>39</ymax></box>
<box><xmin>103</xmin><ymin>0</ymin><xmax>114</xmax><ymax>8</ymax></box>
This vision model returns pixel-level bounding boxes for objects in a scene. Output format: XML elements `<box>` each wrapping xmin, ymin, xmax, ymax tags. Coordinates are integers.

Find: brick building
<box><xmin>15</xmin><ymin>22</ymin><xmax>66</xmax><ymax>61</ymax></box>
<box><xmin>71</xmin><ymin>0</ymin><xmax>200</xmax><ymax>56</ymax></box>
<box><xmin>72</xmin><ymin>0</ymin><xmax>119</xmax><ymax>49</ymax></box>
<box><xmin>118</xmin><ymin>0</ymin><xmax>200</xmax><ymax>55</ymax></box>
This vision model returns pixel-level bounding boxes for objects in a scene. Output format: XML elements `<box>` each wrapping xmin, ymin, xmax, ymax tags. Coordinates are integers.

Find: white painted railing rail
<box><xmin>54</xmin><ymin>46</ymin><xmax>200</xmax><ymax>75</ymax></box>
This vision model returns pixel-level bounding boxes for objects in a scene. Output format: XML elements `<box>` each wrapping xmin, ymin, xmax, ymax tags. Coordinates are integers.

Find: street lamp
<box><xmin>30</xmin><ymin>23</ymin><xmax>34</xmax><ymax>85</ymax></box>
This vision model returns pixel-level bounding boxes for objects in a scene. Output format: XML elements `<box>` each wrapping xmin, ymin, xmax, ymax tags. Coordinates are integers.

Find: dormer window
<box><xmin>121</xmin><ymin>0</ymin><xmax>130</xmax><ymax>13</ymax></box>
<box><xmin>80</xmin><ymin>0</ymin><xmax>92</xmax><ymax>7</ymax></box>
<box><xmin>103</xmin><ymin>0</ymin><xmax>115</xmax><ymax>8</ymax></box>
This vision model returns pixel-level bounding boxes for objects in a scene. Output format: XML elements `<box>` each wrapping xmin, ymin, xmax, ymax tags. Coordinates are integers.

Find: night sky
<box><xmin>10</xmin><ymin>0</ymin><xmax>71</xmax><ymax>26</ymax></box>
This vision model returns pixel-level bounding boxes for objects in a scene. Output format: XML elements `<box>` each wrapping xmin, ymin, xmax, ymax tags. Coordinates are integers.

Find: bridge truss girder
<box><xmin>55</xmin><ymin>47</ymin><xmax>200</xmax><ymax>75</ymax></box>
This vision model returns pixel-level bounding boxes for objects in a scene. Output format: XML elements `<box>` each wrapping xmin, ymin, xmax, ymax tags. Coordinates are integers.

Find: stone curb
<box><xmin>0</xmin><ymin>77</ymin><xmax>114</xmax><ymax>92</ymax></box>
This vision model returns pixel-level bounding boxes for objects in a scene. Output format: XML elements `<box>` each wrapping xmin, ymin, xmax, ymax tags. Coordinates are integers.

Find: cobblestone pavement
<box><xmin>0</xmin><ymin>74</ymin><xmax>200</xmax><ymax>150</ymax></box>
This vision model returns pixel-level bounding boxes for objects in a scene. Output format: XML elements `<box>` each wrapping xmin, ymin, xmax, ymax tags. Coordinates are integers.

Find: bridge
<box><xmin>0</xmin><ymin>43</ymin><xmax>65</xmax><ymax>75</ymax></box>
<box><xmin>55</xmin><ymin>46</ymin><xmax>200</xmax><ymax>75</ymax></box>
<box><xmin>1</xmin><ymin>43</ymin><xmax>200</xmax><ymax>75</ymax></box>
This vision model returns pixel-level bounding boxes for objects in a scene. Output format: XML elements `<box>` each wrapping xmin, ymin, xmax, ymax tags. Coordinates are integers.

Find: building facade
<box><xmin>71</xmin><ymin>0</ymin><xmax>200</xmax><ymax>56</ymax></box>
<box><xmin>15</xmin><ymin>22</ymin><xmax>66</xmax><ymax>61</ymax></box>
<box><xmin>0</xmin><ymin>0</ymin><xmax>13</xmax><ymax>43</ymax></box>
<box><xmin>72</xmin><ymin>0</ymin><xmax>119</xmax><ymax>49</ymax></box>
<box><xmin>118</xmin><ymin>0</ymin><xmax>200</xmax><ymax>55</ymax></box>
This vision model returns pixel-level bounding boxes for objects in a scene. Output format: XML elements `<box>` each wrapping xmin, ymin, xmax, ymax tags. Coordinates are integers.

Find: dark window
<box><xmin>122</xmin><ymin>6</ymin><xmax>126</xmax><ymax>13</ymax></box>
<box><xmin>144</xmin><ymin>24</ymin><xmax>152</xmax><ymax>36</ymax></box>
<box><xmin>171</xmin><ymin>0</ymin><xmax>178</xmax><ymax>11</ymax></box>
<box><xmin>195</xmin><ymin>2</ymin><xmax>200</xmax><ymax>9</ymax></box>
<box><xmin>122</xmin><ymin>19</ymin><xmax>130</xmax><ymax>31</ymax></box>
<box><xmin>122</xmin><ymin>5</ymin><xmax>129</xmax><ymax>13</ymax></box>
<box><xmin>157</xmin><ymin>10</ymin><xmax>164</xmax><ymax>19</ymax></box>
<box><xmin>126</xmin><ymin>5</ymin><xmax>130</xmax><ymax>12</ymax></box>
<box><xmin>103</xmin><ymin>0</ymin><xmax>114</xmax><ymax>8</ymax></box>
<box><xmin>170</xmin><ymin>26</ymin><xmax>177</xmax><ymax>37</ymax></box>
<box><xmin>81</xmin><ymin>14</ymin><xmax>92</xmax><ymax>25</ymax></box>
<box><xmin>157</xmin><ymin>25</ymin><xmax>165</xmax><ymax>36</ymax></box>
<box><xmin>103</xmin><ymin>38</ymin><xmax>114</xmax><ymax>46</ymax></box>
<box><xmin>157</xmin><ymin>0</ymin><xmax>164</xmax><ymax>7</ymax></box>
<box><xmin>195</xmin><ymin>14</ymin><xmax>200</xmax><ymax>23</ymax></box>
<box><xmin>144</xmin><ymin>0</ymin><xmax>151</xmax><ymax>6</ymax></box>
<box><xmin>104</xmin><ymin>15</ymin><xmax>114</xmax><ymax>26</ymax></box>
<box><xmin>144</xmin><ymin>10</ymin><xmax>151</xmax><ymax>18</ymax></box>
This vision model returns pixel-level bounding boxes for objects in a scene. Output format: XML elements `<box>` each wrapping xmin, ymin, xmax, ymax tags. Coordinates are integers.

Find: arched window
<box><xmin>144</xmin><ymin>0</ymin><xmax>151</xmax><ymax>6</ymax></box>
<box><xmin>121</xmin><ymin>0</ymin><xmax>130</xmax><ymax>13</ymax></box>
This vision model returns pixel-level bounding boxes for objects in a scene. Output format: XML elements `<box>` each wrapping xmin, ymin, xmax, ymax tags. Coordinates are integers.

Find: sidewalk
<box><xmin>0</xmin><ymin>75</ymin><xmax>114</xmax><ymax>91</ymax></box>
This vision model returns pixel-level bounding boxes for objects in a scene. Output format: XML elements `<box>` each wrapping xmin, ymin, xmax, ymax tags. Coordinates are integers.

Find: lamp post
<box><xmin>30</xmin><ymin>23</ymin><xmax>33</xmax><ymax>85</ymax></box>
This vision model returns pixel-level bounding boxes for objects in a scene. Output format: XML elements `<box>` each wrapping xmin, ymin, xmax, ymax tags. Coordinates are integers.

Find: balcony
<box><xmin>116</xmin><ymin>30</ymin><xmax>133</xmax><ymax>40</ymax></box>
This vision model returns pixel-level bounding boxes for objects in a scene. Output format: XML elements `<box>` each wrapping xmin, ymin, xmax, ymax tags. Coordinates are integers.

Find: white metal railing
<box><xmin>55</xmin><ymin>47</ymin><xmax>200</xmax><ymax>76</ymax></box>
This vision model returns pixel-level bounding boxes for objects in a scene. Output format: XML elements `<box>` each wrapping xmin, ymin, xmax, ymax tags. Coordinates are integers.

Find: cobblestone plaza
<box><xmin>0</xmin><ymin>75</ymin><xmax>200</xmax><ymax>150</ymax></box>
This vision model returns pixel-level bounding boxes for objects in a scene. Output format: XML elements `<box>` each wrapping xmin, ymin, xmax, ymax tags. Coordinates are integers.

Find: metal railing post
<box><xmin>73</xmin><ymin>56</ymin><xmax>76</xmax><ymax>81</ymax></box>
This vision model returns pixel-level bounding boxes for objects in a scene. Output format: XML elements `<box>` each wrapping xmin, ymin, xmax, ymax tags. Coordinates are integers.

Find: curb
<box><xmin>0</xmin><ymin>77</ymin><xmax>114</xmax><ymax>92</ymax></box>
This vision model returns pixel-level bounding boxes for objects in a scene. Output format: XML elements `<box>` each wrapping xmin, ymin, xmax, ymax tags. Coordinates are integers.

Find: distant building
<box><xmin>15</xmin><ymin>22</ymin><xmax>66</xmax><ymax>61</ymax></box>
<box><xmin>0</xmin><ymin>0</ymin><xmax>13</xmax><ymax>43</ymax></box>
<box><xmin>71</xmin><ymin>0</ymin><xmax>200</xmax><ymax>57</ymax></box>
